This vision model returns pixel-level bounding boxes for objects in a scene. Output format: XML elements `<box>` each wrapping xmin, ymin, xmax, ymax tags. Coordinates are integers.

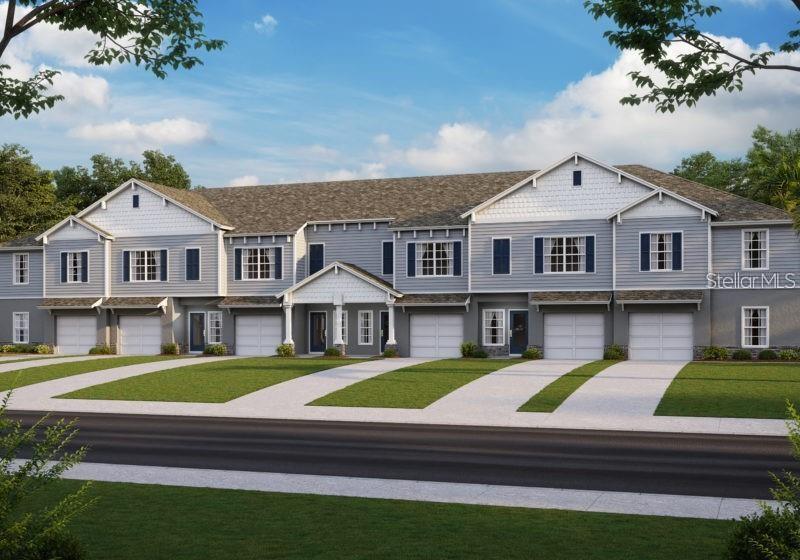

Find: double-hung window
<box><xmin>417</xmin><ymin>241</ymin><xmax>454</xmax><ymax>276</ymax></box>
<box><xmin>650</xmin><ymin>233</ymin><xmax>673</xmax><ymax>271</ymax></box>
<box><xmin>742</xmin><ymin>307</ymin><xmax>769</xmax><ymax>348</ymax></box>
<box><xmin>358</xmin><ymin>310</ymin><xmax>372</xmax><ymax>345</ymax></box>
<box><xmin>12</xmin><ymin>253</ymin><xmax>28</xmax><ymax>285</ymax></box>
<box><xmin>640</xmin><ymin>232</ymin><xmax>682</xmax><ymax>272</ymax></box>
<box><xmin>207</xmin><ymin>311</ymin><xmax>223</xmax><ymax>344</ymax></box>
<box><xmin>132</xmin><ymin>250</ymin><xmax>162</xmax><ymax>282</ymax></box>
<box><xmin>483</xmin><ymin>309</ymin><xmax>505</xmax><ymax>346</ymax></box>
<box><xmin>12</xmin><ymin>312</ymin><xmax>29</xmax><ymax>344</ymax></box>
<box><xmin>742</xmin><ymin>230</ymin><xmax>768</xmax><ymax>270</ymax></box>
<box><xmin>243</xmin><ymin>247</ymin><xmax>275</xmax><ymax>280</ymax></box>
<box><xmin>65</xmin><ymin>252</ymin><xmax>86</xmax><ymax>283</ymax></box>
<box><xmin>545</xmin><ymin>236</ymin><xmax>586</xmax><ymax>273</ymax></box>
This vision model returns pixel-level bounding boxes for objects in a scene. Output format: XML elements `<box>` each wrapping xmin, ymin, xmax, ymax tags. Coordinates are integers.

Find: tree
<box><xmin>0</xmin><ymin>1</ymin><xmax>225</xmax><ymax>118</ymax></box>
<box><xmin>585</xmin><ymin>0</ymin><xmax>800</xmax><ymax>112</ymax></box>
<box><xmin>53</xmin><ymin>149</ymin><xmax>191</xmax><ymax>209</ymax></box>
<box><xmin>673</xmin><ymin>151</ymin><xmax>748</xmax><ymax>196</ymax></box>
<box><xmin>0</xmin><ymin>144</ymin><xmax>73</xmax><ymax>242</ymax></box>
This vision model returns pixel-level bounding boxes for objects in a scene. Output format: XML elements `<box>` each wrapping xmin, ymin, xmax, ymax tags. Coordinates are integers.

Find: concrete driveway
<box><xmin>0</xmin><ymin>354</ymin><xmax>113</xmax><ymax>373</ymax></box>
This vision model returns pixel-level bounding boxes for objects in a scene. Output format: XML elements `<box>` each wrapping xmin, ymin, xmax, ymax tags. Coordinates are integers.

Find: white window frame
<box><xmin>741</xmin><ymin>229</ymin><xmax>769</xmax><ymax>271</ymax></box>
<box><xmin>341</xmin><ymin>310</ymin><xmax>348</xmax><ymax>344</ymax></box>
<box><xmin>381</xmin><ymin>240</ymin><xmax>394</xmax><ymax>275</ymax></box>
<box><xmin>358</xmin><ymin>310</ymin><xmax>373</xmax><ymax>345</ymax></box>
<box><xmin>415</xmin><ymin>241</ymin><xmax>454</xmax><ymax>277</ymax></box>
<box><xmin>207</xmin><ymin>311</ymin><xmax>223</xmax><ymax>344</ymax></box>
<box><xmin>130</xmin><ymin>249</ymin><xmax>166</xmax><ymax>283</ymax></box>
<box><xmin>63</xmin><ymin>251</ymin><xmax>88</xmax><ymax>284</ymax></box>
<box><xmin>491</xmin><ymin>237</ymin><xmax>512</xmax><ymax>275</ymax></box>
<box><xmin>482</xmin><ymin>309</ymin><xmax>506</xmax><ymax>347</ymax></box>
<box><xmin>741</xmin><ymin>306</ymin><xmax>769</xmax><ymax>349</ymax></box>
<box><xmin>12</xmin><ymin>312</ymin><xmax>29</xmax><ymax>344</ymax></box>
<box><xmin>12</xmin><ymin>253</ymin><xmax>28</xmax><ymax>285</ymax></box>
<box><xmin>241</xmin><ymin>247</ymin><xmax>278</xmax><ymax>281</ymax></box>
<box><xmin>185</xmin><ymin>247</ymin><xmax>202</xmax><ymax>282</ymax></box>
<box><xmin>640</xmin><ymin>231</ymin><xmax>682</xmax><ymax>273</ymax></box>
<box><xmin>543</xmin><ymin>235</ymin><xmax>588</xmax><ymax>274</ymax></box>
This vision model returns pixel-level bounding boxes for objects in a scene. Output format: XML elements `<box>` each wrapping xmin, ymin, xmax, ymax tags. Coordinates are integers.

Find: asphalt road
<box><xmin>9</xmin><ymin>411</ymin><xmax>796</xmax><ymax>499</ymax></box>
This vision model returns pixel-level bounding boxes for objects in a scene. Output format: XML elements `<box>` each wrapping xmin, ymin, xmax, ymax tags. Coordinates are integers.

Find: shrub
<box><xmin>383</xmin><ymin>347</ymin><xmax>398</xmax><ymax>358</ymax></box>
<box><xmin>276</xmin><ymin>343</ymin><xmax>295</xmax><ymax>357</ymax></box>
<box><xmin>324</xmin><ymin>347</ymin><xmax>342</xmax><ymax>357</ymax></box>
<box><xmin>34</xmin><ymin>344</ymin><xmax>53</xmax><ymax>354</ymax></box>
<box><xmin>521</xmin><ymin>347</ymin><xmax>542</xmax><ymax>360</ymax></box>
<box><xmin>160</xmin><ymin>342</ymin><xmax>179</xmax><ymax>355</ymax></box>
<box><xmin>203</xmin><ymin>343</ymin><xmax>227</xmax><ymax>356</ymax></box>
<box><xmin>0</xmin><ymin>344</ymin><xmax>12</xmax><ymax>353</ymax></box>
<box><xmin>88</xmin><ymin>344</ymin><xmax>114</xmax><ymax>355</ymax></box>
<box><xmin>460</xmin><ymin>341</ymin><xmax>478</xmax><ymax>358</ymax></box>
<box><xmin>780</xmin><ymin>349</ymin><xmax>800</xmax><ymax>361</ymax></box>
<box><xmin>35</xmin><ymin>530</ymin><xmax>86</xmax><ymax>560</ymax></box>
<box><xmin>758</xmin><ymin>349</ymin><xmax>779</xmax><ymax>361</ymax></box>
<box><xmin>472</xmin><ymin>349</ymin><xmax>489</xmax><ymax>359</ymax></box>
<box><xmin>732</xmin><ymin>349</ymin><xmax>752</xmax><ymax>361</ymax></box>
<box><xmin>603</xmin><ymin>344</ymin><xmax>625</xmax><ymax>360</ymax></box>
<box><xmin>703</xmin><ymin>346</ymin><xmax>730</xmax><ymax>361</ymax></box>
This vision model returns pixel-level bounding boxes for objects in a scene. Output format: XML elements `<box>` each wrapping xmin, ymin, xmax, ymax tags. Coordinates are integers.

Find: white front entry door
<box><xmin>410</xmin><ymin>314</ymin><xmax>463</xmax><ymax>358</ymax></box>
<box><xmin>235</xmin><ymin>315</ymin><xmax>282</xmax><ymax>356</ymax></box>
<box><xmin>544</xmin><ymin>313</ymin><xmax>604</xmax><ymax>359</ymax></box>
<box><xmin>629</xmin><ymin>312</ymin><xmax>694</xmax><ymax>361</ymax></box>
<box><xmin>57</xmin><ymin>316</ymin><xmax>96</xmax><ymax>354</ymax></box>
<box><xmin>119</xmin><ymin>316</ymin><xmax>162</xmax><ymax>355</ymax></box>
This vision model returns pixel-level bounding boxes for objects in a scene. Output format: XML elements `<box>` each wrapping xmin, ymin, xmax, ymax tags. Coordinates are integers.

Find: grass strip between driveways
<box><xmin>59</xmin><ymin>357</ymin><xmax>366</xmax><ymax>403</ymax></box>
<box><xmin>0</xmin><ymin>356</ymin><xmax>178</xmax><ymax>391</ymax></box>
<box><xmin>517</xmin><ymin>360</ymin><xmax>620</xmax><ymax>413</ymax></box>
<box><xmin>655</xmin><ymin>362</ymin><xmax>800</xmax><ymax>419</ymax></box>
<box><xmin>28</xmin><ymin>479</ymin><xmax>732</xmax><ymax>560</ymax></box>
<box><xmin>311</xmin><ymin>358</ymin><xmax>524</xmax><ymax>409</ymax></box>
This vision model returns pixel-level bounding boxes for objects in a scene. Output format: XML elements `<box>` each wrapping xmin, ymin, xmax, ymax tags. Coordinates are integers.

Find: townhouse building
<box><xmin>0</xmin><ymin>152</ymin><xmax>796</xmax><ymax>360</ymax></box>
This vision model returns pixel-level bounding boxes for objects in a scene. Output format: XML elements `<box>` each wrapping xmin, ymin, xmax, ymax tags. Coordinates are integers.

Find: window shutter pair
<box><xmin>533</xmin><ymin>237</ymin><xmax>595</xmax><ymax>273</ymax></box>
<box><xmin>639</xmin><ymin>232</ymin><xmax>682</xmax><ymax>271</ymax></box>
<box><xmin>234</xmin><ymin>247</ymin><xmax>282</xmax><ymax>280</ymax></box>
<box><xmin>406</xmin><ymin>241</ymin><xmax>461</xmax><ymax>276</ymax></box>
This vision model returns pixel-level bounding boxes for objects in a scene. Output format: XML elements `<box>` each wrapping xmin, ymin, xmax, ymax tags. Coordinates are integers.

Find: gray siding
<box><xmin>616</xmin><ymin>216</ymin><xmax>708</xmax><ymax>289</ymax></box>
<box><xmin>301</xmin><ymin>222</ymin><xmax>394</xmax><ymax>284</ymax></box>
<box><xmin>111</xmin><ymin>234</ymin><xmax>220</xmax><ymax>296</ymax></box>
<box><xmin>394</xmin><ymin>229</ymin><xmax>469</xmax><ymax>293</ymax></box>
<box><xmin>710</xmin><ymin>289</ymin><xmax>800</xmax><ymax>348</ymax></box>
<box><xmin>712</xmin><ymin>225</ymin><xmax>800</xmax><ymax>275</ymax></box>
<box><xmin>45</xmin><ymin>239</ymin><xmax>105</xmax><ymax>297</ymax></box>
<box><xmin>226</xmin><ymin>235</ymin><xmax>294</xmax><ymax>295</ymax></box>
<box><xmin>471</xmin><ymin>219</ymin><xmax>612</xmax><ymax>292</ymax></box>
<box><xmin>0</xmin><ymin>298</ymin><xmax>49</xmax><ymax>344</ymax></box>
<box><xmin>0</xmin><ymin>250</ymin><xmax>43</xmax><ymax>298</ymax></box>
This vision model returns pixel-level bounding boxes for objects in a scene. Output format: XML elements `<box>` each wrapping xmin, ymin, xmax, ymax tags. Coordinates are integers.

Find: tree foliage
<box><xmin>585</xmin><ymin>0</ymin><xmax>800</xmax><ymax>112</ymax></box>
<box><xmin>0</xmin><ymin>144</ymin><xmax>74</xmax><ymax>242</ymax></box>
<box><xmin>53</xmin><ymin>149</ymin><xmax>191</xmax><ymax>209</ymax></box>
<box><xmin>0</xmin><ymin>0</ymin><xmax>225</xmax><ymax>118</ymax></box>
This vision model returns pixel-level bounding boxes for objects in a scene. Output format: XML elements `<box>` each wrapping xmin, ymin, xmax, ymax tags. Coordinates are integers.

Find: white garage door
<box><xmin>544</xmin><ymin>313</ymin><xmax>604</xmax><ymax>359</ymax></box>
<box><xmin>235</xmin><ymin>315</ymin><xmax>282</xmax><ymax>356</ymax></box>
<box><xmin>119</xmin><ymin>316</ymin><xmax>162</xmax><ymax>355</ymax></box>
<box><xmin>410</xmin><ymin>314</ymin><xmax>463</xmax><ymax>358</ymax></box>
<box><xmin>629</xmin><ymin>313</ymin><xmax>693</xmax><ymax>361</ymax></box>
<box><xmin>57</xmin><ymin>316</ymin><xmax>96</xmax><ymax>355</ymax></box>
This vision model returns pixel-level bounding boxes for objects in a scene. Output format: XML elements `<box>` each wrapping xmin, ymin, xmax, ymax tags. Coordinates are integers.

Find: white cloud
<box><xmin>49</xmin><ymin>69</ymin><xmax>110</xmax><ymax>108</ymax></box>
<box><xmin>399</xmin><ymin>34</ymin><xmax>800</xmax><ymax>173</ymax></box>
<box><xmin>254</xmin><ymin>14</ymin><xmax>278</xmax><ymax>35</ymax></box>
<box><xmin>373</xmin><ymin>133</ymin><xmax>391</xmax><ymax>145</ymax></box>
<box><xmin>324</xmin><ymin>162</ymin><xmax>387</xmax><ymax>181</ymax></box>
<box><xmin>226</xmin><ymin>174</ymin><xmax>260</xmax><ymax>187</ymax></box>
<box><xmin>69</xmin><ymin>118</ymin><xmax>211</xmax><ymax>150</ymax></box>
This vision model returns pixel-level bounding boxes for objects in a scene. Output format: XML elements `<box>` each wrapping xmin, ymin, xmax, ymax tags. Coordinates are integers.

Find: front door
<box><xmin>380</xmin><ymin>311</ymin><xmax>389</xmax><ymax>352</ymax></box>
<box><xmin>309</xmin><ymin>312</ymin><xmax>326</xmax><ymax>353</ymax></box>
<box><xmin>189</xmin><ymin>312</ymin><xmax>206</xmax><ymax>353</ymax></box>
<box><xmin>509</xmin><ymin>310</ymin><xmax>529</xmax><ymax>355</ymax></box>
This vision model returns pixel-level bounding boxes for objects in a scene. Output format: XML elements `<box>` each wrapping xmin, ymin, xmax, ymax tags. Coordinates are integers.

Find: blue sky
<box><xmin>1</xmin><ymin>0</ymin><xmax>798</xmax><ymax>187</ymax></box>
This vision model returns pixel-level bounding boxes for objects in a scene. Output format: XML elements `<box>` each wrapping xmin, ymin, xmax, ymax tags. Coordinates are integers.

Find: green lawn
<box><xmin>655</xmin><ymin>362</ymin><xmax>800</xmax><ymax>419</ymax></box>
<box><xmin>311</xmin><ymin>358</ymin><xmax>524</xmax><ymax>409</ymax></box>
<box><xmin>518</xmin><ymin>360</ymin><xmax>620</xmax><ymax>413</ymax></box>
<box><xmin>28</xmin><ymin>480</ymin><xmax>733</xmax><ymax>560</ymax></box>
<box><xmin>0</xmin><ymin>356</ymin><xmax>178</xmax><ymax>391</ymax></box>
<box><xmin>59</xmin><ymin>357</ymin><xmax>366</xmax><ymax>403</ymax></box>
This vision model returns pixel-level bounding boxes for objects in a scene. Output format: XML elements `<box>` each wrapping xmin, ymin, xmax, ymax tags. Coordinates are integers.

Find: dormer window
<box><xmin>572</xmin><ymin>170</ymin><xmax>582</xmax><ymax>186</ymax></box>
<box><xmin>133</xmin><ymin>194</ymin><xmax>140</xmax><ymax>208</ymax></box>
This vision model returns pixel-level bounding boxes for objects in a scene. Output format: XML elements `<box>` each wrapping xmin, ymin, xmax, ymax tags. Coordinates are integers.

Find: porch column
<box><xmin>387</xmin><ymin>302</ymin><xmax>397</xmax><ymax>345</ymax></box>
<box><xmin>283</xmin><ymin>303</ymin><xmax>294</xmax><ymax>345</ymax></box>
<box><xmin>333</xmin><ymin>304</ymin><xmax>344</xmax><ymax>345</ymax></box>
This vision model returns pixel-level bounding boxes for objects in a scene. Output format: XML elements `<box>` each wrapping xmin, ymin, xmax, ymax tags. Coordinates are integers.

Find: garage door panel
<box><xmin>410</xmin><ymin>314</ymin><xmax>463</xmax><ymax>358</ymax></box>
<box><xmin>119</xmin><ymin>316</ymin><xmax>161</xmax><ymax>355</ymax></box>
<box><xmin>629</xmin><ymin>313</ymin><xmax>693</xmax><ymax>361</ymax></box>
<box><xmin>544</xmin><ymin>313</ymin><xmax>604</xmax><ymax>360</ymax></box>
<box><xmin>236</xmin><ymin>315</ymin><xmax>281</xmax><ymax>356</ymax></box>
<box><xmin>57</xmin><ymin>316</ymin><xmax>96</xmax><ymax>354</ymax></box>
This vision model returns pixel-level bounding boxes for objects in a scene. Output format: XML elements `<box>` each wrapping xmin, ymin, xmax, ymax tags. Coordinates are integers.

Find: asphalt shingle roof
<box><xmin>138</xmin><ymin>179</ymin><xmax>234</xmax><ymax>228</ymax></box>
<box><xmin>398</xmin><ymin>293</ymin><xmax>470</xmax><ymax>306</ymax></box>
<box><xmin>0</xmin><ymin>233</ymin><xmax>41</xmax><ymax>249</ymax></box>
<box><xmin>530</xmin><ymin>291</ymin><xmax>612</xmax><ymax>304</ymax></box>
<box><xmin>615</xmin><ymin>290</ymin><xmax>704</xmax><ymax>303</ymax></box>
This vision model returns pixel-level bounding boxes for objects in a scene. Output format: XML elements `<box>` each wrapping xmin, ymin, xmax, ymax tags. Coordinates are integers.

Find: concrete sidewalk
<box><xmin>0</xmin><ymin>354</ymin><xmax>112</xmax><ymax>374</ymax></box>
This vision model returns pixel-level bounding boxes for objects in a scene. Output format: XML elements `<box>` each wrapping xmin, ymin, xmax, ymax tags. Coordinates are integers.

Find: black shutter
<box><xmin>640</xmin><ymin>233</ymin><xmax>650</xmax><ymax>271</ymax></box>
<box><xmin>80</xmin><ymin>252</ymin><xmax>88</xmax><ymax>282</ymax></box>
<box><xmin>160</xmin><ymin>249</ymin><xmax>168</xmax><ymax>281</ymax></box>
<box><xmin>453</xmin><ymin>241</ymin><xmax>462</xmax><ymax>276</ymax></box>
<box><xmin>573</xmin><ymin>170</ymin><xmax>582</xmax><ymax>186</ymax></box>
<box><xmin>493</xmin><ymin>239</ymin><xmax>510</xmax><ymax>275</ymax></box>
<box><xmin>534</xmin><ymin>238</ymin><xmax>543</xmax><ymax>274</ymax></box>
<box><xmin>407</xmin><ymin>243</ymin><xmax>416</xmax><ymax>277</ymax></box>
<box><xmin>309</xmin><ymin>244</ymin><xmax>324</xmax><ymax>275</ymax></box>
<box><xmin>586</xmin><ymin>236</ymin><xmax>595</xmax><ymax>273</ymax></box>
<box><xmin>672</xmin><ymin>232</ymin><xmax>682</xmax><ymax>271</ymax></box>
<box><xmin>60</xmin><ymin>252</ymin><xmax>67</xmax><ymax>283</ymax></box>
<box><xmin>132</xmin><ymin>194</ymin><xmax>139</xmax><ymax>208</ymax></box>
<box><xmin>123</xmin><ymin>251</ymin><xmax>130</xmax><ymax>282</ymax></box>
<box><xmin>274</xmin><ymin>247</ymin><xmax>283</xmax><ymax>280</ymax></box>
<box><xmin>382</xmin><ymin>241</ymin><xmax>394</xmax><ymax>275</ymax></box>
<box><xmin>234</xmin><ymin>248</ymin><xmax>242</xmax><ymax>281</ymax></box>
<box><xmin>186</xmin><ymin>249</ymin><xmax>200</xmax><ymax>281</ymax></box>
